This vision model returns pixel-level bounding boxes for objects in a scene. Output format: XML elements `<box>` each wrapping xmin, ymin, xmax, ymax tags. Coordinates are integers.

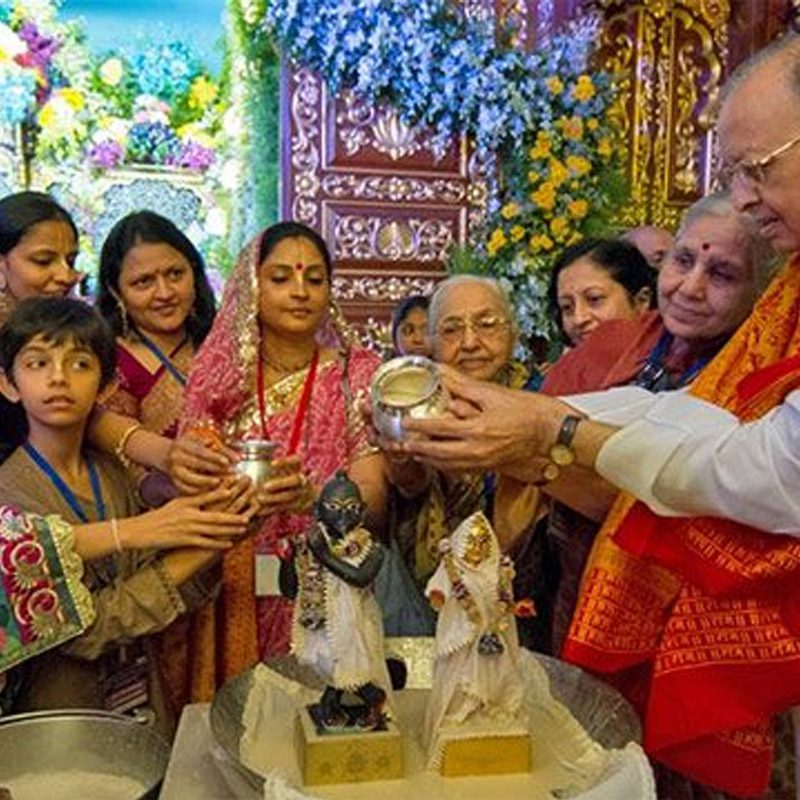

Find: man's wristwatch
<box><xmin>534</xmin><ymin>414</ymin><xmax>582</xmax><ymax>486</ymax></box>
<box><xmin>549</xmin><ymin>414</ymin><xmax>582</xmax><ymax>467</ymax></box>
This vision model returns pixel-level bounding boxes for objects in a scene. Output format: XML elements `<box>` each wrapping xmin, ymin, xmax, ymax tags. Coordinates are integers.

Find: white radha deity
<box><xmin>424</xmin><ymin>511</ymin><xmax>527</xmax><ymax>758</ymax></box>
<box><xmin>285</xmin><ymin>471</ymin><xmax>393</xmax><ymax>732</ymax></box>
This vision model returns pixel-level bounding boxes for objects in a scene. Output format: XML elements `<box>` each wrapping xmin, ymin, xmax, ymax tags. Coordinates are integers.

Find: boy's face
<box><xmin>1</xmin><ymin>334</ymin><xmax>102</xmax><ymax>431</ymax></box>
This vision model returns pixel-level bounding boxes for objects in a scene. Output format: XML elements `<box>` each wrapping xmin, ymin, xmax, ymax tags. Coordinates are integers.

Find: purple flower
<box><xmin>88</xmin><ymin>139</ymin><xmax>124</xmax><ymax>169</ymax></box>
<box><xmin>167</xmin><ymin>140</ymin><xmax>216</xmax><ymax>171</ymax></box>
<box><xmin>17</xmin><ymin>22</ymin><xmax>61</xmax><ymax>70</ymax></box>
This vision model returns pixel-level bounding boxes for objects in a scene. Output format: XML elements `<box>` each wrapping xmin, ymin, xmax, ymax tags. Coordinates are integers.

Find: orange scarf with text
<box><xmin>563</xmin><ymin>257</ymin><xmax>800</xmax><ymax>797</ymax></box>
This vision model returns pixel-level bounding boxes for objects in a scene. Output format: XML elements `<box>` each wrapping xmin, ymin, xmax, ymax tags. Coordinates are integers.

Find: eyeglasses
<box><xmin>437</xmin><ymin>314</ymin><xmax>510</xmax><ymax>343</ymax></box>
<box><xmin>719</xmin><ymin>131</ymin><xmax>800</xmax><ymax>188</ymax></box>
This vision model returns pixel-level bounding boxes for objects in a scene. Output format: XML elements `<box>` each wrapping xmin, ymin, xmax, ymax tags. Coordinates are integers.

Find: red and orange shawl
<box><xmin>563</xmin><ymin>259</ymin><xmax>800</xmax><ymax>797</ymax></box>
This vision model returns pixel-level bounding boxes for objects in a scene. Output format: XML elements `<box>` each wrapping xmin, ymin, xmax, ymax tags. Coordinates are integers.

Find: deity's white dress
<box><xmin>424</xmin><ymin>512</ymin><xmax>525</xmax><ymax>753</ymax></box>
<box><xmin>291</xmin><ymin>523</ymin><xmax>392</xmax><ymax>698</ymax></box>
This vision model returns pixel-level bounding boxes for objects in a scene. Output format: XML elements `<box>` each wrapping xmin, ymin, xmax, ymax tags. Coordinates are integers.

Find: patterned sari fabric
<box><xmin>179</xmin><ymin>237</ymin><xmax>380</xmax><ymax>699</ymax></box>
<box><xmin>103</xmin><ymin>339</ymin><xmax>196</xmax><ymax>718</ymax></box>
<box><xmin>105</xmin><ymin>340</ymin><xmax>194</xmax><ymax>441</ymax></box>
<box><xmin>563</xmin><ymin>259</ymin><xmax>800</xmax><ymax>798</ymax></box>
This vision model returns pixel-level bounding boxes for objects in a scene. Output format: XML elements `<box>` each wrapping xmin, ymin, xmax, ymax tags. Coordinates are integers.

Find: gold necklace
<box><xmin>262</xmin><ymin>347</ymin><xmax>316</xmax><ymax>375</ymax></box>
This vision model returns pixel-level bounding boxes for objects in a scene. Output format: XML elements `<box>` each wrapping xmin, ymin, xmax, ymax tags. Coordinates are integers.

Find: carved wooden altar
<box><xmin>279</xmin><ymin>0</ymin><xmax>793</xmax><ymax>337</ymax></box>
<box><xmin>281</xmin><ymin>67</ymin><xmax>485</xmax><ymax>346</ymax></box>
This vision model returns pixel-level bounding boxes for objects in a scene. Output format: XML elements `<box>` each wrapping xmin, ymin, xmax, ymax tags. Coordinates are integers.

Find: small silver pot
<box><xmin>232</xmin><ymin>439</ymin><xmax>277</xmax><ymax>485</ymax></box>
<box><xmin>0</xmin><ymin>709</ymin><xmax>169</xmax><ymax>799</ymax></box>
<box><xmin>371</xmin><ymin>356</ymin><xmax>448</xmax><ymax>440</ymax></box>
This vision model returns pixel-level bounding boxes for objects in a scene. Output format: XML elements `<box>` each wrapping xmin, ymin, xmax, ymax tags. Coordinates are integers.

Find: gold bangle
<box><xmin>115</xmin><ymin>422</ymin><xmax>143</xmax><ymax>470</ymax></box>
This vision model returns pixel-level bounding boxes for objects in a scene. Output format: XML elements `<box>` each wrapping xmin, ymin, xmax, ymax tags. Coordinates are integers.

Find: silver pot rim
<box><xmin>371</xmin><ymin>355</ymin><xmax>440</xmax><ymax>409</ymax></box>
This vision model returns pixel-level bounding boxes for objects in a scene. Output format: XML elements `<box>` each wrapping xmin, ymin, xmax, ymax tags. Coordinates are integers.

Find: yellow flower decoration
<box><xmin>39</xmin><ymin>103</ymin><xmax>56</xmax><ymax>130</ymax></box>
<box><xmin>527</xmin><ymin>169</ymin><xmax>539</xmax><ymax>184</ymax></box>
<box><xmin>510</xmin><ymin>225</ymin><xmax>526</xmax><ymax>243</ymax></box>
<box><xmin>562</xmin><ymin>116</ymin><xmax>583</xmax><ymax>141</ymax></box>
<box><xmin>487</xmin><ymin>228</ymin><xmax>508</xmax><ymax>256</ymax></box>
<box><xmin>99</xmin><ymin>57</ymin><xmax>124</xmax><ymax>87</ymax></box>
<box><xmin>530</xmin><ymin>181</ymin><xmax>556</xmax><ymax>211</ymax></box>
<box><xmin>550</xmin><ymin>216</ymin><xmax>570</xmax><ymax>239</ymax></box>
<box><xmin>529</xmin><ymin>131</ymin><xmax>551</xmax><ymax>159</ymax></box>
<box><xmin>189</xmin><ymin>76</ymin><xmax>218</xmax><ymax>109</ymax></box>
<box><xmin>572</xmin><ymin>75</ymin><xmax>596</xmax><ymax>102</ymax></box>
<box><xmin>529</xmin><ymin>234</ymin><xmax>555</xmax><ymax>253</ymax></box>
<box><xmin>60</xmin><ymin>88</ymin><xmax>85</xmax><ymax>111</ymax></box>
<box><xmin>587</xmin><ymin>118</ymin><xmax>599</xmax><ymax>131</ymax></box>
<box><xmin>566</xmin><ymin>154</ymin><xmax>591</xmax><ymax>176</ymax></box>
<box><xmin>500</xmin><ymin>202</ymin><xmax>520</xmax><ymax>220</ymax></box>
<box><xmin>598</xmin><ymin>138</ymin><xmax>613</xmax><ymax>158</ymax></box>
<box><xmin>546</xmin><ymin>76</ymin><xmax>564</xmax><ymax>95</ymax></box>
<box><xmin>568</xmin><ymin>199</ymin><xmax>589</xmax><ymax>219</ymax></box>
<box><xmin>548</xmin><ymin>158</ymin><xmax>569</xmax><ymax>187</ymax></box>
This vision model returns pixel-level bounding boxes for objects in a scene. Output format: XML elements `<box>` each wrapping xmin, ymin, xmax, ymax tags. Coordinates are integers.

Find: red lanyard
<box><xmin>257</xmin><ymin>349</ymin><xmax>319</xmax><ymax>455</ymax></box>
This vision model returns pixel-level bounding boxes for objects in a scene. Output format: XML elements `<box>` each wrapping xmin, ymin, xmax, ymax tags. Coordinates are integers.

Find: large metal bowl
<box><xmin>210</xmin><ymin>640</ymin><xmax>642</xmax><ymax>792</ymax></box>
<box><xmin>0</xmin><ymin>709</ymin><xmax>170</xmax><ymax>799</ymax></box>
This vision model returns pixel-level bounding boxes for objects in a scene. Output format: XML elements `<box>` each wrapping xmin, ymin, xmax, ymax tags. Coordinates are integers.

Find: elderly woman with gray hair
<box><xmin>377</xmin><ymin>275</ymin><xmax>556</xmax><ymax>649</ymax></box>
<box><xmin>538</xmin><ymin>191</ymin><xmax>779</xmax><ymax>652</ymax></box>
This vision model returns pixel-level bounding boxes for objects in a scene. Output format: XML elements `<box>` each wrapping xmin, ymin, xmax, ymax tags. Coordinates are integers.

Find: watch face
<box><xmin>543</xmin><ymin>462</ymin><xmax>560</xmax><ymax>482</ymax></box>
<box><xmin>550</xmin><ymin>443</ymin><xmax>575</xmax><ymax>467</ymax></box>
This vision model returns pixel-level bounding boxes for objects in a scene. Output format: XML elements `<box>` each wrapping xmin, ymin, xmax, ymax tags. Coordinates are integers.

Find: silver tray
<box><xmin>209</xmin><ymin>639</ymin><xmax>641</xmax><ymax>792</ymax></box>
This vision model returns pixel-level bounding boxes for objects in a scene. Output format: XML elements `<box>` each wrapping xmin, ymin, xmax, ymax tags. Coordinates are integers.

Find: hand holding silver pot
<box><xmin>370</xmin><ymin>356</ymin><xmax>449</xmax><ymax>441</ymax></box>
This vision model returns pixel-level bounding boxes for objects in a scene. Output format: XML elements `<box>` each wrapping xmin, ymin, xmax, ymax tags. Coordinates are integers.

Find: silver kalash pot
<box><xmin>232</xmin><ymin>439</ymin><xmax>278</xmax><ymax>485</ymax></box>
<box><xmin>370</xmin><ymin>356</ymin><xmax>448</xmax><ymax>440</ymax></box>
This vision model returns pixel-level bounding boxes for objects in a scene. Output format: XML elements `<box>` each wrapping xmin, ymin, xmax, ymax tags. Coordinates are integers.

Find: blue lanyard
<box><xmin>23</xmin><ymin>442</ymin><xmax>106</xmax><ymax>523</ymax></box>
<box><xmin>137</xmin><ymin>333</ymin><xmax>187</xmax><ymax>387</ymax></box>
<box><xmin>636</xmin><ymin>331</ymin><xmax>712</xmax><ymax>392</ymax></box>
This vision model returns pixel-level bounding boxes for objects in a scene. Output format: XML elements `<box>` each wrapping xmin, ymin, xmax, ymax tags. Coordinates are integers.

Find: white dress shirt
<box><xmin>565</xmin><ymin>386</ymin><xmax>800</xmax><ymax>536</ymax></box>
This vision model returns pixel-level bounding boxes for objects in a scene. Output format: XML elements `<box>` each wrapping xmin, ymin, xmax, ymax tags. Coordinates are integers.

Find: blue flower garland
<box><xmin>266</xmin><ymin>0</ymin><xmax>625</xmax><ymax>345</ymax></box>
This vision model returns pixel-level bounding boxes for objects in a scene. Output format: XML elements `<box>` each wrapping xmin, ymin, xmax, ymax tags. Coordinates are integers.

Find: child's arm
<box><xmin>72</xmin><ymin>484</ymin><xmax>252</xmax><ymax>560</ymax></box>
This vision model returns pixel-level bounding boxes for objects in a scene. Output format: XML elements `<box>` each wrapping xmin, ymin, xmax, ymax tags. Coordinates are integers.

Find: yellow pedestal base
<box><xmin>439</xmin><ymin>732</ymin><xmax>532</xmax><ymax>777</ymax></box>
<box><xmin>295</xmin><ymin>708</ymin><xmax>404</xmax><ymax>785</ymax></box>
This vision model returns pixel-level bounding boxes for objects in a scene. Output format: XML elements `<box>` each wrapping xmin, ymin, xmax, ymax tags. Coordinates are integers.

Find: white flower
<box><xmin>205</xmin><ymin>206</ymin><xmax>228</xmax><ymax>237</ymax></box>
<box><xmin>219</xmin><ymin>159</ymin><xmax>240</xmax><ymax>190</ymax></box>
<box><xmin>99</xmin><ymin>57</ymin><xmax>124</xmax><ymax>87</ymax></box>
<box><xmin>0</xmin><ymin>23</ymin><xmax>27</xmax><ymax>61</ymax></box>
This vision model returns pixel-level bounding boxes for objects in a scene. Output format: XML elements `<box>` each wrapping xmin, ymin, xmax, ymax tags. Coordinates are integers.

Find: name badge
<box><xmin>255</xmin><ymin>553</ymin><xmax>282</xmax><ymax>597</ymax></box>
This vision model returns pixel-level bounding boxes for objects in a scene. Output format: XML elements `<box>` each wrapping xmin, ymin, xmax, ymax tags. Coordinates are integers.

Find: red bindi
<box><xmin>701</xmin><ymin>242</ymin><xmax>710</xmax><ymax>251</ymax></box>
<box><xmin>295</xmin><ymin>263</ymin><xmax>304</xmax><ymax>271</ymax></box>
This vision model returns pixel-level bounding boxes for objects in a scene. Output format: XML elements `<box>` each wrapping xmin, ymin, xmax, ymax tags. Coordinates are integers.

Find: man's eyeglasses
<box><xmin>437</xmin><ymin>314</ymin><xmax>510</xmax><ymax>343</ymax></box>
<box><xmin>719</xmin><ymin>131</ymin><xmax>800</xmax><ymax>188</ymax></box>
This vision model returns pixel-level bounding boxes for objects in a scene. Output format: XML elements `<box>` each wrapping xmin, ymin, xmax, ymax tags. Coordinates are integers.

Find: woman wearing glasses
<box><xmin>539</xmin><ymin>192</ymin><xmax>776</xmax><ymax>652</ymax></box>
<box><xmin>379</xmin><ymin>275</ymin><xmax>555</xmax><ymax>650</ymax></box>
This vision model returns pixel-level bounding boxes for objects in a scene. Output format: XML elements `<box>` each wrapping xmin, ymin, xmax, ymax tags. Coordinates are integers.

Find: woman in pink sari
<box><xmin>172</xmin><ymin>221</ymin><xmax>387</xmax><ymax>697</ymax></box>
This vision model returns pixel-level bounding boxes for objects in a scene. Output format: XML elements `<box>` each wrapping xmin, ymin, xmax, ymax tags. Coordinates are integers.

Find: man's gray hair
<box><xmin>428</xmin><ymin>274</ymin><xmax>518</xmax><ymax>336</ymax></box>
<box><xmin>677</xmin><ymin>191</ymin><xmax>780</xmax><ymax>293</ymax></box>
<box><xmin>722</xmin><ymin>31</ymin><xmax>800</xmax><ymax>103</ymax></box>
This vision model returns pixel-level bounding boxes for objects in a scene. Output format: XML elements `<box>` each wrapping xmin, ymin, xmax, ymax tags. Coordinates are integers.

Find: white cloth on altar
<box><xmin>233</xmin><ymin>658</ymin><xmax>655</xmax><ymax>800</ymax></box>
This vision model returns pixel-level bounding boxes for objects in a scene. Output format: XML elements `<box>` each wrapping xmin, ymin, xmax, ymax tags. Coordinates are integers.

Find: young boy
<box><xmin>0</xmin><ymin>296</ymin><xmax>247</xmax><ymax>734</ymax></box>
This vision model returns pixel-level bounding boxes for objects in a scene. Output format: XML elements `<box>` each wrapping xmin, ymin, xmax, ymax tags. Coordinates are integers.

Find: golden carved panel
<box><xmin>595</xmin><ymin>0</ymin><xmax>729</xmax><ymax>229</ymax></box>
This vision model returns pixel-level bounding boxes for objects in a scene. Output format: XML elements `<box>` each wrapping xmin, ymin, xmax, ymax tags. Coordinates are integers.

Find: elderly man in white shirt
<box><xmin>395</xmin><ymin>35</ymin><xmax>800</xmax><ymax>539</ymax></box>
<box><xmin>385</xmin><ymin>32</ymin><xmax>800</xmax><ymax>800</ymax></box>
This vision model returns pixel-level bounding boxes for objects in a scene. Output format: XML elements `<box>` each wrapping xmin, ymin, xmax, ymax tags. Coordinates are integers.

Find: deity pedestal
<box><xmin>295</xmin><ymin>707</ymin><xmax>404</xmax><ymax>785</ymax></box>
<box><xmin>439</xmin><ymin>728</ymin><xmax>531</xmax><ymax>777</ymax></box>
